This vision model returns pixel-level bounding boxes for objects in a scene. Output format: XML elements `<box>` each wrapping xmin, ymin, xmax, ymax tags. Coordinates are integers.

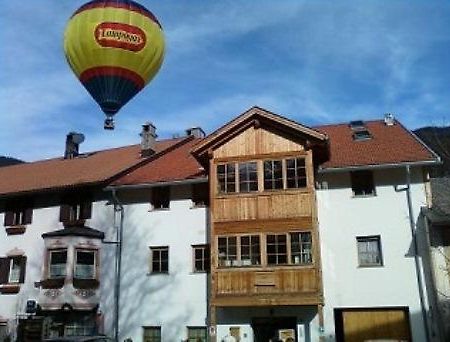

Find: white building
<box><xmin>0</xmin><ymin>107</ymin><xmax>440</xmax><ymax>342</ymax></box>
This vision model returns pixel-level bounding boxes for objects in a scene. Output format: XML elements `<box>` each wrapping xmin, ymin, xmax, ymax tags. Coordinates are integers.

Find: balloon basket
<box><xmin>104</xmin><ymin>117</ymin><xmax>115</xmax><ymax>130</ymax></box>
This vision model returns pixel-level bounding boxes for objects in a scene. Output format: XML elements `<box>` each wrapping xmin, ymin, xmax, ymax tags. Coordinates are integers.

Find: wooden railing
<box><xmin>213</xmin><ymin>191</ymin><xmax>313</xmax><ymax>222</ymax></box>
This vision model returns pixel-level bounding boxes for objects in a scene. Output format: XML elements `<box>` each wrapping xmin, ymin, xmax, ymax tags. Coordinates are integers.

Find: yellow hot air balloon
<box><xmin>64</xmin><ymin>0</ymin><xmax>165</xmax><ymax>129</ymax></box>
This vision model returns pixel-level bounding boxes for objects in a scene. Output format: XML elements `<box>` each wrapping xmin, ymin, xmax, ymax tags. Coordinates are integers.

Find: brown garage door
<box><xmin>335</xmin><ymin>307</ymin><xmax>411</xmax><ymax>342</ymax></box>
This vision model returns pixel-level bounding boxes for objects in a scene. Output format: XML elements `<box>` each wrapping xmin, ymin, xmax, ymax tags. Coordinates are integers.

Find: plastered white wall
<box><xmin>317</xmin><ymin>167</ymin><xmax>428</xmax><ymax>341</ymax></box>
<box><xmin>98</xmin><ymin>185</ymin><xmax>209</xmax><ymax>341</ymax></box>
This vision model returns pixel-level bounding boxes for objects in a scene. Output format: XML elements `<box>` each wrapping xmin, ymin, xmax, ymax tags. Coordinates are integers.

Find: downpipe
<box><xmin>112</xmin><ymin>189</ymin><xmax>124</xmax><ymax>342</ymax></box>
<box><xmin>405</xmin><ymin>165</ymin><xmax>430</xmax><ymax>342</ymax></box>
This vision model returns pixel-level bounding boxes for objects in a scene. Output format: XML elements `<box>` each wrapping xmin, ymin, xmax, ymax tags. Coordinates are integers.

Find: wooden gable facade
<box><xmin>192</xmin><ymin>107</ymin><xmax>329</xmax><ymax>310</ymax></box>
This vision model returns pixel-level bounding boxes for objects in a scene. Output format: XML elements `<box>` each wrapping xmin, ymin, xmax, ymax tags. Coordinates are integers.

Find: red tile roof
<box><xmin>316</xmin><ymin>120</ymin><xmax>438</xmax><ymax>170</ymax></box>
<box><xmin>112</xmin><ymin>137</ymin><xmax>205</xmax><ymax>186</ymax></box>
<box><xmin>0</xmin><ymin>137</ymin><xmax>186</xmax><ymax>196</ymax></box>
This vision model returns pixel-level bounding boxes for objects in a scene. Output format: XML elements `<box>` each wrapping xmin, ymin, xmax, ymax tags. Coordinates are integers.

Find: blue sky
<box><xmin>1</xmin><ymin>1</ymin><xmax>450</xmax><ymax>161</ymax></box>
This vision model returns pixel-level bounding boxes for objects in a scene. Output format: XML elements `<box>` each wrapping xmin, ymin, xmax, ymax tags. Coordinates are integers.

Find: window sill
<box><xmin>217</xmin><ymin>264</ymin><xmax>315</xmax><ymax>271</ymax></box>
<box><xmin>216</xmin><ymin>188</ymin><xmax>311</xmax><ymax>199</ymax></box>
<box><xmin>5</xmin><ymin>225</ymin><xmax>26</xmax><ymax>235</ymax></box>
<box><xmin>0</xmin><ymin>283</ymin><xmax>21</xmax><ymax>294</ymax></box>
<box><xmin>146</xmin><ymin>272</ymin><xmax>169</xmax><ymax>276</ymax></box>
<box><xmin>357</xmin><ymin>264</ymin><xmax>384</xmax><ymax>268</ymax></box>
<box><xmin>73</xmin><ymin>278</ymin><xmax>99</xmax><ymax>289</ymax></box>
<box><xmin>62</xmin><ymin>219</ymin><xmax>86</xmax><ymax>227</ymax></box>
<box><xmin>148</xmin><ymin>208</ymin><xmax>170</xmax><ymax>212</ymax></box>
<box><xmin>40</xmin><ymin>278</ymin><xmax>65</xmax><ymax>289</ymax></box>
<box><xmin>352</xmin><ymin>194</ymin><xmax>376</xmax><ymax>199</ymax></box>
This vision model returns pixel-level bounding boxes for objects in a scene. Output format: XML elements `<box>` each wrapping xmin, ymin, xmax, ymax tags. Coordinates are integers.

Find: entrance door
<box><xmin>252</xmin><ymin>317</ymin><xmax>297</xmax><ymax>342</ymax></box>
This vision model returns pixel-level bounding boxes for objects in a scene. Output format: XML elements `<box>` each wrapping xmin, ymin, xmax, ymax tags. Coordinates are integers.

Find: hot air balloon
<box><xmin>64</xmin><ymin>0</ymin><xmax>165</xmax><ymax>129</ymax></box>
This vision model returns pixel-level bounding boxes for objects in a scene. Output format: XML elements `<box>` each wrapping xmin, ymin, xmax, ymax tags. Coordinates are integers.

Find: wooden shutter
<box><xmin>19</xmin><ymin>256</ymin><xmax>27</xmax><ymax>284</ymax></box>
<box><xmin>4</xmin><ymin>211</ymin><xmax>14</xmax><ymax>226</ymax></box>
<box><xmin>81</xmin><ymin>202</ymin><xmax>92</xmax><ymax>219</ymax></box>
<box><xmin>59</xmin><ymin>205</ymin><xmax>71</xmax><ymax>222</ymax></box>
<box><xmin>24</xmin><ymin>209</ymin><xmax>33</xmax><ymax>225</ymax></box>
<box><xmin>0</xmin><ymin>258</ymin><xmax>10</xmax><ymax>284</ymax></box>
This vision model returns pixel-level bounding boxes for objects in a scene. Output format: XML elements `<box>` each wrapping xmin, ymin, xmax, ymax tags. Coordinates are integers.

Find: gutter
<box><xmin>105</xmin><ymin>177</ymin><xmax>207</xmax><ymax>191</ymax></box>
<box><xmin>318</xmin><ymin>160</ymin><xmax>441</xmax><ymax>174</ymax></box>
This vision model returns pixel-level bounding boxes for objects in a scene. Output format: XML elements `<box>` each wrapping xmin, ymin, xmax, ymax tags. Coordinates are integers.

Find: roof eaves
<box><xmin>318</xmin><ymin>159</ymin><xmax>441</xmax><ymax>173</ymax></box>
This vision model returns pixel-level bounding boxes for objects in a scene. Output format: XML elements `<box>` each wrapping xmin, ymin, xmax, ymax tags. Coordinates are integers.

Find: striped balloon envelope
<box><xmin>64</xmin><ymin>0</ymin><xmax>165</xmax><ymax>129</ymax></box>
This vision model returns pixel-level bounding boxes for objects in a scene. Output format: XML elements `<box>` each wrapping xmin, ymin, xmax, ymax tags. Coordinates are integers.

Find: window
<box><xmin>218</xmin><ymin>236</ymin><xmax>237</xmax><ymax>267</ymax></box>
<box><xmin>8</xmin><ymin>257</ymin><xmax>21</xmax><ymax>283</ymax></box>
<box><xmin>187</xmin><ymin>327</ymin><xmax>207</xmax><ymax>342</ymax></box>
<box><xmin>151</xmin><ymin>187</ymin><xmax>170</xmax><ymax>210</ymax></box>
<box><xmin>217</xmin><ymin>163</ymin><xmax>236</xmax><ymax>193</ymax></box>
<box><xmin>4</xmin><ymin>208</ymin><xmax>33</xmax><ymax>226</ymax></box>
<box><xmin>352</xmin><ymin>129</ymin><xmax>372</xmax><ymax>141</ymax></box>
<box><xmin>264</xmin><ymin>160</ymin><xmax>283</xmax><ymax>190</ymax></box>
<box><xmin>357</xmin><ymin>236</ymin><xmax>383</xmax><ymax>267</ymax></box>
<box><xmin>192</xmin><ymin>245</ymin><xmax>210</xmax><ymax>273</ymax></box>
<box><xmin>59</xmin><ymin>202</ymin><xmax>92</xmax><ymax>223</ymax></box>
<box><xmin>238</xmin><ymin>162</ymin><xmax>258</xmax><ymax>192</ymax></box>
<box><xmin>0</xmin><ymin>256</ymin><xmax>26</xmax><ymax>286</ymax></box>
<box><xmin>192</xmin><ymin>183</ymin><xmax>209</xmax><ymax>207</ymax></box>
<box><xmin>351</xmin><ymin>171</ymin><xmax>375</xmax><ymax>197</ymax></box>
<box><xmin>286</xmin><ymin>158</ymin><xmax>307</xmax><ymax>188</ymax></box>
<box><xmin>267</xmin><ymin>234</ymin><xmax>288</xmax><ymax>265</ymax></box>
<box><xmin>49</xmin><ymin>250</ymin><xmax>67</xmax><ymax>278</ymax></box>
<box><xmin>218</xmin><ymin>235</ymin><xmax>260</xmax><ymax>267</ymax></box>
<box><xmin>150</xmin><ymin>247</ymin><xmax>169</xmax><ymax>273</ymax></box>
<box><xmin>143</xmin><ymin>327</ymin><xmax>161</xmax><ymax>342</ymax></box>
<box><xmin>290</xmin><ymin>232</ymin><xmax>312</xmax><ymax>264</ymax></box>
<box><xmin>75</xmin><ymin>250</ymin><xmax>96</xmax><ymax>279</ymax></box>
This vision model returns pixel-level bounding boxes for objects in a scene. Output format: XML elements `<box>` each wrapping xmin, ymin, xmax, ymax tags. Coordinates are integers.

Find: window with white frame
<box><xmin>290</xmin><ymin>232</ymin><xmax>312</xmax><ymax>264</ymax></box>
<box><xmin>49</xmin><ymin>250</ymin><xmax>67</xmax><ymax>278</ymax></box>
<box><xmin>150</xmin><ymin>247</ymin><xmax>169</xmax><ymax>273</ymax></box>
<box><xmin>217</xmin><ymin>163</ymin><xmax>236</xmax><ymax>194</ymax></box>
<box><xmin>263</xmin><ymin>160</ymin><xmax>283</xmax><ymax>190</ymax></box>
<box><xmin>218</xmin><ymin>235</ymin><xmax>260</xmax><ymax>267</ymax></box>
<box><xmin>75</xmin><ymin>250</ymin><xmax>96</xmax><ymax>279</ymax></box>
<box><xmin>8</xmin><ymin>257</ymin><xmax>22</xmax><ymax>283</ymax></box>
<box><xmin>357</xmin><ymin>236</ymin><xmax>383</xmax><ymax>266</ymax></box>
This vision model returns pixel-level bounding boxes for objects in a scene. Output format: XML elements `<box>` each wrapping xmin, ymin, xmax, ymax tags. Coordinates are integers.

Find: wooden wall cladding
<box><xmin>213</xmin><ymin>192</ymin><xmax>313</xmax><ymax>222</ymax></box>
<box><xmin>213</xmin><ymin>127</ymin><xmax>304</xmax><ymax>159</ymax></box>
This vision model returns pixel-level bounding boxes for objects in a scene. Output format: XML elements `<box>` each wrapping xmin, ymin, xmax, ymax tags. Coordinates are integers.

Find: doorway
<box><xmin>252</xmin><ymin>316</ymin><xmax>297</xmax><ymax>342</ymax></box>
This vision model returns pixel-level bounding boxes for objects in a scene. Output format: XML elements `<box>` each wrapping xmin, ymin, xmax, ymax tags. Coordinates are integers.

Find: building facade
<box><xmin>0</xmin><ymin>107</ymin><xmax>441</xmax><ymax>341</ymax></box>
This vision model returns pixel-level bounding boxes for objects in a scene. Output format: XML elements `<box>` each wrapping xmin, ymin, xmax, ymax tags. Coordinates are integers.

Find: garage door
<box><xmin>335</xmin><ymin>308</ymin><xmax>411</xmax><ymax>342</ymax></box>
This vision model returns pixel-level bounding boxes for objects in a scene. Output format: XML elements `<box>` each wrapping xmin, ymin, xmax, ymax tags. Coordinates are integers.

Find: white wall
<box><xmin>101</xmin><ymin>185</ymin><xmax>208</xmax><ymax>342</ymax></box>
<box><xmin>317</xmin><ymin>167</ymin><xmax>428</xmax><ymax>341</ymax></box>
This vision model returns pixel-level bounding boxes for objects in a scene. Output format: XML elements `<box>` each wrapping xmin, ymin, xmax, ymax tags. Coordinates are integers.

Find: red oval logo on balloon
<box><xmin>95</xmin><ymin>22</ymin><xmax>146</xmax><ymax>52</ymax></box>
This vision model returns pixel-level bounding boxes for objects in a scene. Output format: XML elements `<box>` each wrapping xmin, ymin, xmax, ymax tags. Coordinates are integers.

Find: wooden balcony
<box><xmin>212</xmin><ymin>267</ymin><xmax>322</xmax><ymax>306</ymax></box>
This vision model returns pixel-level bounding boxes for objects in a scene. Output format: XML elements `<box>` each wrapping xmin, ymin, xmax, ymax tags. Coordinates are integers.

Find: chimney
<box><xmin>185</xmin><ymin>127</ymin><xmax>205</xmax><ymax>138</ymax></box>
<box><xmin>384</xmin><ymin>113</ymin><xmax>395</xmax><ymax>126</ymax></box>
<box><xmin>140</xmin><ymin>122</ymin><xmax>157</xmax><ymax>157</ymax></box>
<box><xmin>64</xmin><ymin>132</ymin><xmax>85</xmax><ymax>159</ymax></box>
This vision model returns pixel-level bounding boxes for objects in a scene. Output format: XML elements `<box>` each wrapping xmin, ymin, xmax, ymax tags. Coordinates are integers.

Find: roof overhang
<box><xmin>318</xmin><ymin>159</ymin><xmax>441</xmax><ymax>173</ymax></box>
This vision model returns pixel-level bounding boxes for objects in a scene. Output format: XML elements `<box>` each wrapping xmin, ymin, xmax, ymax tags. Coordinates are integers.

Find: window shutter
<box><xmin>24</xmin><ymin>208</ymin><xmax>33</xmax><ymax>225</ymax></box>
<box><xmin>4</xmin><ymin>211</ymin><xmax>14</xmax><ymax>226</ymax></box>
<box><xmin>0</xmin><ymin>258</ymin><xmax>10</xmax><ymax>284</ymax></box>
<box><xmin>19</xmin><ymin>256</ymin><xmax>27</xmax><ymax>283</ymax></box>
<box><xmin>59</xmin><ymin>205</ymin><xmax>71</xmax><ymax>222</ymax></box>
<box><xmin>81</xmin><ymin>202</ymin><xmax>92</xmax><ymax>220</ymax></box>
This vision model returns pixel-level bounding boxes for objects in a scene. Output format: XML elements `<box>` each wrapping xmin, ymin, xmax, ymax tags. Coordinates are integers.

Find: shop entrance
<box><xmin>252</xmin><ymin>316</ymin><xmax>297</xmax><ymax>342</ymax></box>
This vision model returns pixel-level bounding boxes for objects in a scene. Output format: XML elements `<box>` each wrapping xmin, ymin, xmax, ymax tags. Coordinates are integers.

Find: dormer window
<box><xmin>352</xmin><ymin>129</ymin><xmax>372</xmax><ymax>141</ymax></box>
<box><xmin>49</xmin><ymin>250</ymin><xmax>67</xmax><ymax>279</ymax></box>
<box><xmin>75</xmin><ymin>250</ymin><xmax>96</xmax><ymax>279</ymax></box>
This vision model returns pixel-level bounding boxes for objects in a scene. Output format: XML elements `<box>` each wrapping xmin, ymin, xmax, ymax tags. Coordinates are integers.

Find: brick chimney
<box><xmin>185</xmin><ymin>127</ymin><xmax>205</xmax><ymax>138</ymax></box>
<box><xmin>64</xmin><ymin>132</ymin><xmax>85</xmax><ymax>159</ymax></box>
<box><xmin>140</xmin><ymin>122</ymin><xmax>157</xmax><ymax>157</ymax></box>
